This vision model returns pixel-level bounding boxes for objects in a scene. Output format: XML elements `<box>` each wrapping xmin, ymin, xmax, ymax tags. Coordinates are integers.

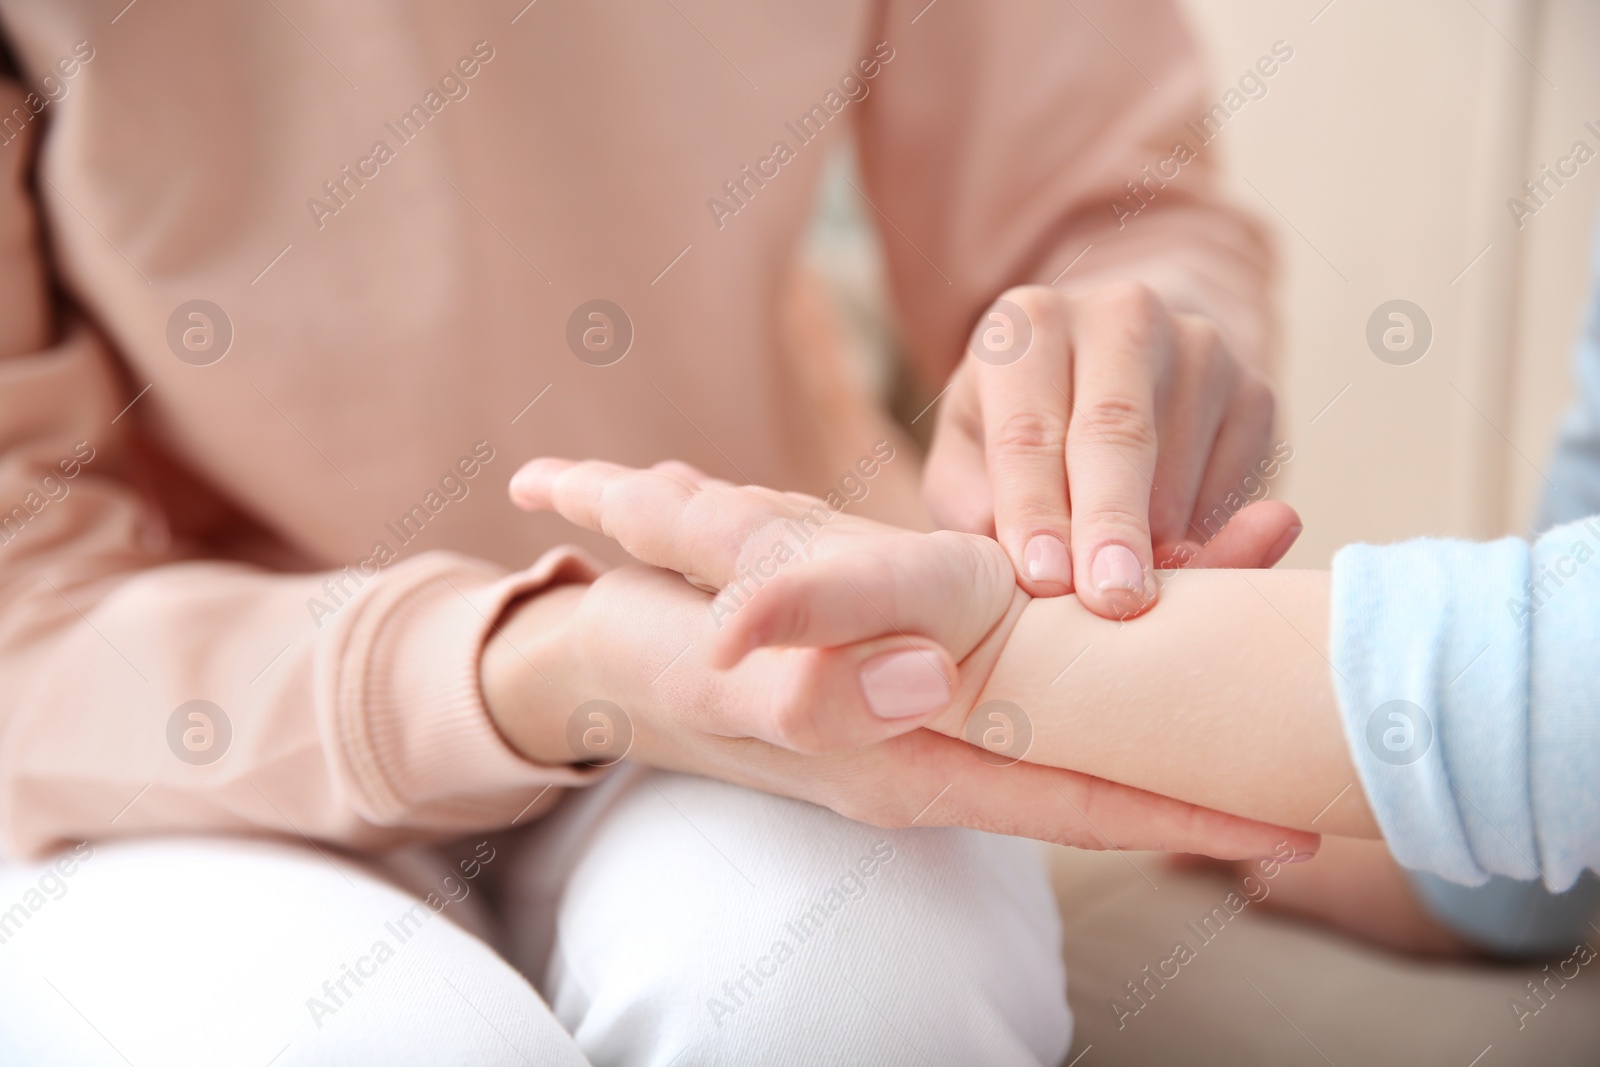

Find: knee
<box><xmin>0</xmin><ymin>837</ymin><xmax>578</xmax><ymax>1067</ymax></box>
<box><xmin>548</xmin><ymin>772</ymin><xmax>1072</xmax><ymax>1066</ymax></box>
<box><xmin>715</xmin><ymin>827</ymin><xmax>1071</xmax><ymax>1065</ymax></box>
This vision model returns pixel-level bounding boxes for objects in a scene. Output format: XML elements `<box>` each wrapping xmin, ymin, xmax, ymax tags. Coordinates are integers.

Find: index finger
<box><xmin>1065</xmin><ymin>284</ymin><xmax>1170</xmax><ymax>619</ymax></box>
<box><xmin>972</xmin><ymin>287</ymin><xmax>1076</xmax><ymax>597</ymax></box>
<box><xmin>508</xmin><ymin>457</ymin><xmax>795</xmax><ymax>590</ymax></box>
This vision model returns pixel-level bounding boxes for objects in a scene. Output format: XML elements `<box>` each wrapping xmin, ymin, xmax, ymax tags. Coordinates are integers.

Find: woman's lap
<box><xmin>0</xmin><ymin>834</ymin><xmax>578</xmax><ymax>1067</ymax></box>
<box><xmin>0</xmin><ymin>767</ymin><xmax>1070</xmax><ymax>1066</ymax></box>
<box><xmin>499</xmin><ymin>764</ymin><xmax>1070</xmax><ymax>1066</ymax></box>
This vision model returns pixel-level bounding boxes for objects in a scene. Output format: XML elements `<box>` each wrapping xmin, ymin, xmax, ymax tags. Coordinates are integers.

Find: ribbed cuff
<box><xmin>1329</xmin><ymin>536</ymin><xmax>1534</xmax><ymax>886</ymax></box>
<box><xmin>318</xmin><ymin>546</ymin><xmax>606</xmax><ymax>829</ymax></box>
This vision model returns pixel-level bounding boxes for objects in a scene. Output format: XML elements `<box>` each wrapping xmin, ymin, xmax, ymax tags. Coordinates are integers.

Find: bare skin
<box><xmin>971</xmin><ymin>565</ymin><xmax>1375</xmax><ymax>838</ymax></box>
<box><xmin>927</xmin><ymin>282</ymin><xmax>1280</xmax><ymax>617</ymax></box>
<box><xmin>492</xmin><ymin>457</ymin><xmax>1508</xmax><ymax>958</ymax></box>
<box><xmin>483</xmin><ymin>458</ymin><xmax>1330</xmax><ymax>861</ymax></box>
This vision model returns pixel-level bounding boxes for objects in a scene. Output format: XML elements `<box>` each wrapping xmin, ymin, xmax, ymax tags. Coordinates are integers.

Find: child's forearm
<box><xmin>957</xmin><ymin>568</ymin><xmax>1378</xmax><ymax>838</ymax></box>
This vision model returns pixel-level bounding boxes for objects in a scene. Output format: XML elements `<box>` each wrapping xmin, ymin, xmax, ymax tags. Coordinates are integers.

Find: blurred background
<box><xmin>807</xmin><ymin>0</ymin><xmax>1600</xmax><ymax>565</ymax></box>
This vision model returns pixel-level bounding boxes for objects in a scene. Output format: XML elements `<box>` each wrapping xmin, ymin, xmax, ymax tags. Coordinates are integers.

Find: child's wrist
<box><xmin>926</xmin><ymin>583</ymin><xmax>1033</xmax><ymax>740</ymax></box>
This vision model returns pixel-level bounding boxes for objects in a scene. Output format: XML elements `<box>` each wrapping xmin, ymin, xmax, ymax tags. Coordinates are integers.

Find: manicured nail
<box><xmin>1288</xmin><ymin>852</ymin><xmax>1316</xmax><ymax>864</ymax></box>
<box><xmin>859</xmin><ymin>650</ymin><xmax>951</xmax><ymax>720</ymax></box>
<box><xmin>1092</xmin><ymin>544</ymin><xmax>1146</xmax><ymax>595</ymax></box>
<box><xmin>1023</xmin><ymin>534</ymin><xmax>1072</xmax><ymax>587</ymax></box>
<box><xmin>1262</xmin><ymin>525</ymin><xmax>1303</xmax><ymax>568</ymax></box>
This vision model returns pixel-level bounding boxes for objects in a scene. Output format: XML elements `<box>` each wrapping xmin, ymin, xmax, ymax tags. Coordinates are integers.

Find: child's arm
<box><xmin>506</xmin><ymin>458</ymin><xmax>1352</xmax><ymax>835</ymax></box>
<box><xmin>497</xmin><ymin>456</ymin><xmax>1322</xmax><ymax>860</ymax></box>
<box><xmin>979</xmin><ymin>521</ymin><xmax>1600</xmax><ymax>894</ymax></box>
<box><xmin>509</xmin><ymin>423</ymin><xmax>1600</xmax><ymax>896</ymax></box>
<box><xmin>958</xmin><ymin>567</ymin><xmax>1375</xmax><ymax>837</ymax></box>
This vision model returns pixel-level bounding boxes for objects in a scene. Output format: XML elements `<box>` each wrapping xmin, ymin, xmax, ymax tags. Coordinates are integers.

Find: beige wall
<box><xmin>1185</xmin><ymin>0</ymin><xmax>1600</xmax><ymax>565</ymax></box>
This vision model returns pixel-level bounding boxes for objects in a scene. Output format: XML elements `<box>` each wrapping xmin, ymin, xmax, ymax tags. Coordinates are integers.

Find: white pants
<box><xmin>0</xmin><ymin>767</ymin><xmax>1070</xmax><ymax>1066</ymax></box>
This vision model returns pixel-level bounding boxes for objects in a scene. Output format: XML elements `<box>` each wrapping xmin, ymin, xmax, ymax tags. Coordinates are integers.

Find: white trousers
<box><xmin>0</xmin><ymin>766</ymin><xmax>1070</xmax><ymax>1066</ymax></box>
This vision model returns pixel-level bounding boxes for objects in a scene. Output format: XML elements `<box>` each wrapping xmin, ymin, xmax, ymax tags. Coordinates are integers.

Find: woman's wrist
<box><xmin>479</xmin><ymin>581</ymin><xmax>590</xmax><ymax>767</ymax></box>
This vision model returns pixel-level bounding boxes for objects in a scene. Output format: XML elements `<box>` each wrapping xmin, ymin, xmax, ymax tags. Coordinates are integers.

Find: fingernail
<box><xmin>1262</xmin><ymin>525</ymin><xmax>1303</xmax><ymax>568</ymax></box>
<box><xmin>508</xmin><ymin>468</ymin><xmax>541</xmax><ymax>503</ymax></box>
<box><xmin>1092</xmin><ymin>544</ymin><xmax>1147</xmax><ymax>595</ymax></box>
<box><xmin>1023</xmin><ymin>534</ymin><xmax>1072</xmax><ymax>587</ymax></box>
<box><xmin>1288</xmin><ymin>852</ymin><xmax>1316</xmax><ymax>864</ymax></box>
<box><xmin>859</xmin><ymin>650</ymin><xmax>951</xmax><ymax>720</ymax></box>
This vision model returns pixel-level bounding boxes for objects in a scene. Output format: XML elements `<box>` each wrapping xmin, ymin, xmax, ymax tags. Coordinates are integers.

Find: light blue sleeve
<box><xmin>1326</xmin><ymin>223</ymin><xmax>1600</xmax><ymax>955</ymax></box>
<box><xmin>1330</xmin><ymin>517</ymin><xmax>1600</xmax><ymax>894</ymax></box>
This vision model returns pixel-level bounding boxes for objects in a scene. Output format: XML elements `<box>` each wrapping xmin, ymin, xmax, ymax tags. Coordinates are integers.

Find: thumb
<box><xmin>708</xmin><ymin>530</ymin><xmax>1015</xmax><ymax>670</ymax></box>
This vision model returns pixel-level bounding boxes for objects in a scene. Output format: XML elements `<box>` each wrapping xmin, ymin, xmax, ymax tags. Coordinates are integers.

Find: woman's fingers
<box><xmin>515</xmin><ymin>458</ymin><xmax>1019</xmax><ymax>669</ymax></box>
<box><xmin>922</xmin><ymin>362</ymin><xmax>998</xmax><ymax>538</ymax></box>
<box><xmin>697</xmin><ymin>727</ymin><xmax>1320</xmax><ymax>860</ymax></box>
<box><xmin>1153</xmin><ymin>499</ymin><xmax>1303</xmax><ymax>571</ymax></box>
<box><xmin>1186</xmin><ymin>370</ymin><xmax>1277</xmax><ymax>545</ymax></box>
<box><xmin>1187</xmin><ymin>500</ymin><xmax>1302</xmax><ymax>569</ymax></box>
<box><xmin>925</xmin><ymin>283</ymin><xmax>1278</xmax><ymax>627</ymax></box>
<box><xmin>707</xmin><ymin>529</ymin><xmax>1016</xmax><ymax>669</ymax></box>
<box><xmin>509</xmin><ymin>457</ymin><xmax>791</xmax><ymax>589</ymax></box>
<box><xmin>650</xmin><ymin>459</ymin><xmax>731</xmax><ymax>490</ymax></box>
<box><xmin>1064</xmin><ymin>284</ymin><xmax>1170</xmax><ymax>620</ymax></box>
<box><xmin>585</xmin><ymin>565</ymin><xmax>960</xmax><ymax>754</ymax></box>
<box><xmin>720</xmin><ymin>636</ymin><xmax>960</xmax><ymax>752</ymax></box>
<box><xmin>1146</xmin><ymin>315</ymin><xmax>1236</xmax><ymax>548</ymax></box>
<box><xmin>508</xmin><ymin>456</ymin><xmax>617</xmax><ymax>514</ymax></box>
<box><xmin>1046</xmin><ymin>765</ymin><xmax>1318</xmax><ymax>859</ymax></box>
<box><xmin>970</xmin><ymin>288</ymin><xmax>1076</xmax><ymax>597</ymax></box>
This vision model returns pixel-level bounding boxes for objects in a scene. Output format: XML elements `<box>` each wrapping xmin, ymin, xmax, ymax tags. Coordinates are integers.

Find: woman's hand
<box><xmin>924</xmin><ymin>282</ymin><xmax>1287</xmax><ymax>618</ymax></box>
<box><xmin>481</xmin><ymin>456</ymin><xmax>1320</xmax><ymax>861</ymax></box>
<box><xmin>513</xmin><ymin>457</ymin><xmax>1019</xmax><ymax>680</ymax></box>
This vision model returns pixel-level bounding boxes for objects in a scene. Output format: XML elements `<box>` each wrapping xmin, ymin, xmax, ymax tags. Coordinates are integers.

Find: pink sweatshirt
<box><xmin>0</xmin><ymin>0</ymin><xmax>1273</xmax><ymax>858</ymax></box>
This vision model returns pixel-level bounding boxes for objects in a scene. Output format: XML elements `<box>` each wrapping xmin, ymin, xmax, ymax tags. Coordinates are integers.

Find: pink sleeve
<box><xmin>0</xmin><ymin>81</ymin><xmax>601</xmax><ymax>858</ymax></box>
<box><xmin>857</xmin><ymin>0</ymin><xmax>1278</xmax><ymax>382</ymax></box>
<box><xmin>2</xmin><ymin>546</ymin><xmax>604</xmax><ymax>859</ymax></box>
